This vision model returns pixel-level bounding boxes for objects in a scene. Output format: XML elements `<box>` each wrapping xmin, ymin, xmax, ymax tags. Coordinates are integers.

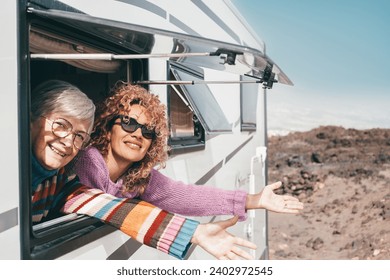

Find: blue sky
<box><xmin>232</xmin><ymin>0</ymin><xmax>390</xmax><ymax>134</ymax></box>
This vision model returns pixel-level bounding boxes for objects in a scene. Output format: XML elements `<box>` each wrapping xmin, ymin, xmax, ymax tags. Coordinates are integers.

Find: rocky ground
<box><xmin>267</xmin><ymin>125</ymin><xmax>390</xmax><ymax>260</ymax></box>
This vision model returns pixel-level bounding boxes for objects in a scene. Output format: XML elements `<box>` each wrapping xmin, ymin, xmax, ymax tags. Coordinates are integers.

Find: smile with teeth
<box><xmin>49</xmin><ymin>145</ymin><xmax>67</xmax><ymax>157</ymax></box>
<box><xmin>125</xmin><ymin>141</ymin><xmax>141</xmax><ymax>149</ymax></box>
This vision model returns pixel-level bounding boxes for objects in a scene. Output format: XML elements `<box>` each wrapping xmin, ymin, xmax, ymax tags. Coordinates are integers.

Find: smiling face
<box><xmin>31</xmin><ymin>113</ymin><xmax>92</xmax><ymax>170</ymax></box>
<box><xmin>105</xmin><ymin>104</ymin><xmax>153</xmax><ymax>178</ymax></box>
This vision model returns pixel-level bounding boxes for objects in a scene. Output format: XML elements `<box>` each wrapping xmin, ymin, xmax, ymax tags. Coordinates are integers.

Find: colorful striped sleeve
<box><xmin>60</xmin><ymin>182</ymin><xmax>199</xmax><ymax>259</ymax></box>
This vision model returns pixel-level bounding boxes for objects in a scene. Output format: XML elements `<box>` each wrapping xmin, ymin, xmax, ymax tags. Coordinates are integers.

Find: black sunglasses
<box><xmin>113</xmin><ymin>115</ymin><xmax>156</xmax><ymax>139</ymax></box>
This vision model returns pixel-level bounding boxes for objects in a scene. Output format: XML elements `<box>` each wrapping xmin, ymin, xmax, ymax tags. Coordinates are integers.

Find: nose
<box><xmin>131</xmin><ymin>127</ymin><xmax>143</xmax><ymax>139</ymax></box>
<box><xmin>60</xmin><ymin>132</ymin><xmax>75</xmax><ymax>147</ymax></box>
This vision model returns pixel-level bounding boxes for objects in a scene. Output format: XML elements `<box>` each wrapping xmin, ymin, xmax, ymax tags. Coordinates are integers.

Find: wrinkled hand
<box><xmin>246</xmin><ymin>181</ymin><xmax>304</xmax><ymax>213</ymax></box>
<box><xmin>191</xmin><ymin>216</ymin><xmax>257</xmax><ymax>260</ymax></box>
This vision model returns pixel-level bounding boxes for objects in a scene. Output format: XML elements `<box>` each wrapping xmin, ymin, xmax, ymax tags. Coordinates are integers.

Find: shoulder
<box><xmin>79</xmin><ymin>146</ymin><xmax>103</xmax><ymax>160</ymax></box>
<box><xmin>70</xmin><ymin>146</ymin><xmax>113</xmax><ymax>191</ymax></box>
<box><xmin>77</xmin><ymin>146</ymin><xmax>105</xmax><ymax>166</ymax></box>
<box><xmin>72</xmin><ymin>146</ymin><xmax>107</xmax><ymax>175</ymax></box>
<box><xmin>150</xmin><ymin>168</ymin><xmax>165</xmax><ymax>181</ymax></box>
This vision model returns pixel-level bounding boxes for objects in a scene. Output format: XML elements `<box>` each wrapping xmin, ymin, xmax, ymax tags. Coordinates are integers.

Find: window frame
<box><xmin>22</xmin><ymin>14</ymin><xmax>146</xmax><ymax>260</ymax></box>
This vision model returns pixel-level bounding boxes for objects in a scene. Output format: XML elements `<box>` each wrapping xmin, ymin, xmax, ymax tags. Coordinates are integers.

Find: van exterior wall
<box><xmin>0</xmin><ymin>0</ymin><xmax>21</xmax><ymax>259</ymax></box>
<box><xmin>58</xmin><ymin>0</ymin><xmax>265</xmax><ymax>52</ymax></box>
<box><xmin>19</xmin><ymin>0</ymin><xmax>270</xmax><ymax>260</ymax></box>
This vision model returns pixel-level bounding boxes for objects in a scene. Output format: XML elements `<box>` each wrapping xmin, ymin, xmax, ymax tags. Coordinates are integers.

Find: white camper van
<box><xmin>0</xmin><ymin>0</ymin><xmax>292</xmax><ymax>260</ymax></box>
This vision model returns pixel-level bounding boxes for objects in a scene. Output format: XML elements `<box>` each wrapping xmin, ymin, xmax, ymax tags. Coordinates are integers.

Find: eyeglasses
<box><xmin>113</xmin><ymin>115</ymin><xmax>156</xmax><ymax>139</ymax></box>
<box><xmin>42</xmin><ymin>117</ymin><xmax>90</xmax><ymax>150</ymax></box>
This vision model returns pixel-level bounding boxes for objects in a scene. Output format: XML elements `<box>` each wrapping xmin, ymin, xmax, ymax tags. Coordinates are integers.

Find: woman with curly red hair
<box><xmin>70</xmin><ymin>81</ymin><xmax>303</xmax><ymax>223</ymax></box>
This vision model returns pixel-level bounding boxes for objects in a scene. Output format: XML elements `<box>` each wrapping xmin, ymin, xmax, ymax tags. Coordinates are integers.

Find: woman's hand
<box><xmin>246</xmin><ymin>181</ymin><xmax>304</xmax><ymax>213</ymax></box>
<box><xmin>191</xmin><ymin>216</ymin><xmax>257</xmax><ymax>260</ymax></box>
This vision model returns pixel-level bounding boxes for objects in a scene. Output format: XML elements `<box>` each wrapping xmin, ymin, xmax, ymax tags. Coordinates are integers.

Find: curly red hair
<box><xmin>90</xmin><ymin>81</ymin><xmax>169</xmax><ymax>195</ymax></box>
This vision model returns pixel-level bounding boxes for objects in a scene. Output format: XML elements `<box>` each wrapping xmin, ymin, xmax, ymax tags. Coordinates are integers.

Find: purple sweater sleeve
<box><xmin>73</xmin><ymin>147</ymin><xmax>248</xmax><ymax>221</ymax></box>
<box><xmin>140</xmin><ymin>169</ymin><xmax>248</xmax><ymax>221</ymax></box>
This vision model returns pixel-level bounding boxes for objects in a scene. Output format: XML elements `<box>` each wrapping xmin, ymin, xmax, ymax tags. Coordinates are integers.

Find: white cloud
<box><xmin>266</xmin><ymin>86</ymin><xmax>390</xmax><ymax>135</ymax></box>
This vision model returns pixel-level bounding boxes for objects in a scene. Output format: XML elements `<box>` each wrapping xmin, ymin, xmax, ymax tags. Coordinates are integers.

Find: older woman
<box><xmin>70</xmin><ymin>81</ymin><xmax>303</xmax><ymax>223</ymax></box>
<box><xmin>30</xmin><ymin>80</ymin><xmax>256</xmax><ymax>260</ymax></box>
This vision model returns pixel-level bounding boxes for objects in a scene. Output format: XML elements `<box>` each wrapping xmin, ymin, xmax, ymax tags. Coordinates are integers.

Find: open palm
<box><xmin>248</xmin><ymin>181</ymin><xmax>304</xmax><ymax>213</ymax></box>
<box><xmin>191</xmin><ymin>216</ymin><xmax>257</xmax><ymax>260</ymax></box>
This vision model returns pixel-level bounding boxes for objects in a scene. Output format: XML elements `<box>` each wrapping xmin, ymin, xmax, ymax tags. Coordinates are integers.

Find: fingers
<box><xmin>282</xmin><ymin>198</ymin><xmax>304</xmax><ymax>212</ymax></box>
<box><xmin>218</xmin><ymin>215</ymin><xmax>239</xmax><ymax>229</ymax></box>
<box><xmin>269</xmin><ymin>181</ymin><xmax>282</xmax><ymax>190</ymax></box>
<box><xmin>285</xmin><ymin>199</ymin><xmax>304</xmax><ymax>209</ymax></box>
<box><xmin>234</xmin><ymin>236</ymin><xmax>257</xmax><ymax>250</ymax></box>
<box><xmin>286</xmin><ymin>209</ymin><xmax>301</xmax><ymax>214</ymax></box>
<box><xmin>232</xmin><ymin>246</ymin><xmax>254</xmax><ymax>260</ymax></box>
<box><xmin>283</xmin><ymin>195</ymin><xmax>300</xmax><ymax>202</ymax></box>
<box><xmin>218</xmin><ymin>247</ymin><xmax>255</xmax><ymax>260</ymax></box>
<box><xmin>218</xmin><ymin>235</ymin><xmax>257</xmax><ymax>260</ymax></box>
<box><xmin>283</xmin><ymin>195</ymin><xmax>304</xmax><ymax>208</ymax></box>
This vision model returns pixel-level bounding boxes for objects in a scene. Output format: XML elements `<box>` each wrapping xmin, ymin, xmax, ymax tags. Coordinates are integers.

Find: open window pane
<box><xmin>170</xmin><ymin>65</ymin><xmax>232</xmax><ymax>133</ymax></box>
<box><xmin>167</xmin><ymin>66</ymin><xmax>205</xmax><ymax>153</ymax></box>
<box><xmin>240</xmin><ymin>75</ymin><xmax>259</xmax><ymax>131</ymax></box>
<box><xmin>169</xmin><ymin>86</ymin><xmax>196</xmax><ymax>138</ymax></box>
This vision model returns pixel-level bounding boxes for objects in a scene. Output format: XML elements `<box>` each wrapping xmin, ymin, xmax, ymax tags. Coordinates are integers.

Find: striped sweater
<box><xmin>31</xmin><ymin>155</ymin><xmax>199</xmax><ymax>259</ymax></box>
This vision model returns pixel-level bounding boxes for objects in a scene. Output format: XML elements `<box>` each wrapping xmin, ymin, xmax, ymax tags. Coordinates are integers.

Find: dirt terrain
<box><xmin>267</xmin><ymin>126</ymin><xmax>390</xmax><ymax>260</ymax></box>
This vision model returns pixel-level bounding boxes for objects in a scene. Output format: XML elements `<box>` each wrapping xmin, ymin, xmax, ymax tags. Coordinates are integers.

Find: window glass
<box><xmin>171</xmin><ymin>66</ymin><xmax>232</xmax><ymax>133</ymax></box>
<box><xmin>240</xmin><ymin>75</ymin><xmax>258</xmax><ymax>131</ymax></box>
<box><xmin>169</xmin><ymin>85</ymin><xmax>196</xmax><ymax>138</ymax></box>
<box><xmin>167</xmin><ymin>67</ymin><xmax>205</xmax><ymax>153</ymax></box>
